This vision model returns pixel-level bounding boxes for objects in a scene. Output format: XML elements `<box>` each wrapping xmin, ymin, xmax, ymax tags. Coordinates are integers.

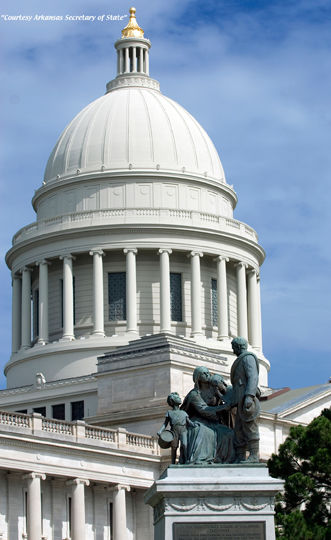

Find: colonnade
<box><xmin>117</xmin><ymin>45</ymin><xmax>149</xmax><ymax>76</ymax></box>
<box><xmin>11</xmin><ymin>249</ymin><xmax>263</xmax><ymax>353</ymax></box>
<box><xmin>22</xmin><ymin>472</ymin><xmax>129</xmax><ymax>540</ymax></box>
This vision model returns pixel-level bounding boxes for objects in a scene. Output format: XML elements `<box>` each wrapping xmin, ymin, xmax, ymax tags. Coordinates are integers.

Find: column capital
<box><xmin>20</xmin><ymin>266</ymin><xmax>32</xmax><ymax>274</ymax></box>
<box><xmin>123</xmin><ymin>248</ymin><xmax>137</xmax><ymax>255</ymax></box>
<box><xmin>214</xmin><ymin>255</ymin><xmax>229</xmax><ymax>263</ymax></box>
<box><xmin>188</xmin><ymin>251</ymin><xmax>203</xmax><ymax>258</ymax></box>
<box><xmin>247</xmin><ymin>266</ymin><xmax>258</xmax><ymax>276</ymax></box>
<box><xmin>66</xmin><ymin>478</ymin><xmax>90</xmax><ymax>487</ymax></box>
<box><xmin>59</xmin><ymin>253</ymin><xmax>76</xmax><ymax>261</ymax></box>
<box><xmin>158</xmin><ymin>248</ymin><xmax>172</xmax><ymax>255</ymax></box>
<box><xmin>235</xmin><ymin>261</ymin><xmax>247</xmax><ymax>270</ymax></box>
<box><xmin>110</xmin><ymin>483</ymin><xmax>131</xmax><ymax>493</ymax></box>
<box><xmin>35</xmin><ymin>259</ymin><xmax>51</xmax><ymax>267</ymax></box>
<box><xmin>11</xmin><ymin>271</ymin><xmax>21</xmax><ymax>280</ymax></box>
<box><xmin>89</xmin><ymin>249</ymin><xmax>104</xmax><ymax>257</ymax></box>
<box><xmin>23</xmin><ymin>472</ymin><xmax>46</xmax><ymax>481</ymax></box>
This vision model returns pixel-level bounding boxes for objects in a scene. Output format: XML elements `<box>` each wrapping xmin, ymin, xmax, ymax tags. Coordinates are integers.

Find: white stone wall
<box><xmin>36</xmin><ymin>179</ymin><xmax>234</xmax><ymax>222</ymax></box>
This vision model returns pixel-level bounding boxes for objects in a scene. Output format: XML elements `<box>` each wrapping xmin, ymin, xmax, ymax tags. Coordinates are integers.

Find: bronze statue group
<box><xmin>157</xmin><ymin>337</ymin><xmax>261</xmax><ymax>465</ymax></box>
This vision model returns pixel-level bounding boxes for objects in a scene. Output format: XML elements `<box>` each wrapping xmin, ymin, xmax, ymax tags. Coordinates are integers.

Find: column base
<box><xmin>37</xmin><ymin>339</ymin><xmax>48</xmax><ymax>346</ymax></box>
<box><xmin>217</xmin><ymin>335</ymin><xmax>230</xmax><ymax>341</ymax></box>
<box><xmin>190</xmin><ymin>332</ymin><xmax>204</xmax><ymax>339</ymax></box>
<box><xmin>91</xmin><ymin>331</ymin><xmax>105</xmax><ymax>338</ymax></box>
<box><xmin>60</xmin><ymin>335</ymin><xmax>75</xmax><ymax>342</ymax></box>
<box><xmin>126</xmin><ymin>329</ymin><xmax>138</xmax><ymax>335</ymax></box>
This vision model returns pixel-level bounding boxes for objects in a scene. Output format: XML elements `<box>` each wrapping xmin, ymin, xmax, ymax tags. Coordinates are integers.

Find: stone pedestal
<box><xmin>144</xmin><ymin>464</ymin><xmax>283</xmax><ymax>540</ymax></box>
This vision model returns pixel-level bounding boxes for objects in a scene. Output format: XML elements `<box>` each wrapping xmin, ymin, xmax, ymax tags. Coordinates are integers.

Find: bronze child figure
<box><xmin>157</xmin><ymin>392</ymin><xmax>196</xmax><ymax>464</ymax></box>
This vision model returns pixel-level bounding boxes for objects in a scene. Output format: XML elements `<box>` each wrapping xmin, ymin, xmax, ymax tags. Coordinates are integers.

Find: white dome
<box><xmin>44</xmin><ymin>86</ymin><xmax>226</xmax><ymax>184</ymax></box>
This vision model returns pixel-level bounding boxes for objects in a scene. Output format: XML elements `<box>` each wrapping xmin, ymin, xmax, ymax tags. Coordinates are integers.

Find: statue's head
<box><xmin>210</xmin><ymin>374</ymin><xmax>227</xmax><ymax>394</ymax></box>
<box><xmin>167</xmin><ymin>392</ymin><xmax>181</xmax><ymax>407</ymax></box>
<box><xmin>231</xmin><ymin>336</ymin><xmax>248</xmax><ymax>356</ymax></box>
<box><xmin>193</xmin><ymin>366</ymin><xmax>211</xmax><ymax>386</ymax></box>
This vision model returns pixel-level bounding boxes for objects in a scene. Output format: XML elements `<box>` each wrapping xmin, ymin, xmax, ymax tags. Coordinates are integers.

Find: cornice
<box><xmin>6</xmin><ymin>221</ymin><xmax>265</xmax><ymax>271</ymax></box>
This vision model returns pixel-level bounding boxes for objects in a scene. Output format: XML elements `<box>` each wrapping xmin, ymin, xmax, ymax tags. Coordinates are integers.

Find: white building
<box><xmin>0</xmin><ymin>8</ymin><xmax>330</xmax><ymax>540</ymax></box>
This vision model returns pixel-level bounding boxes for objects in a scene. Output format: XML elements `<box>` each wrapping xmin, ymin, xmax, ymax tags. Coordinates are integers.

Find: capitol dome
<box><xmin>44</xmin><ymin>85</ymin><xmax>225</xmax><ymax>185</ymax></box>
<box><xmin>5</xmin><ymin>7</ymin><xmax>268</xmax><ymax>392</ymax></box>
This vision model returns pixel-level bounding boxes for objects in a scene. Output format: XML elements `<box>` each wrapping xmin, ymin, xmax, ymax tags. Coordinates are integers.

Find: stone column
<box><xmin>158</xmin><ymin>249</ymin><xmax>172</xmax><ymax>333</ymax></box>
<box><xmin>145</xmin><ymin>50</ymin><xmax>150</xmax><ymax>75</ymax></box>
<box><xmin>236</xmin><ymin>261</ymin><xmax>248</xmax><ymax>339</ymax></box>
<box><xmin>124</xmin><ymin>249</ymin><xmax>138</xmax><ymax>334</ymax></box>
<box><xmin>216</xmin><ymin>256</ymin><xmax>229</xmax><ymax>340</ymax></box>
<box><xmin>189</xmin><ymin>252</ymin><xmax>203</xmax><ymax>337</ymax></box>
<box><xmin>11</xmin><ymin>273</ymin><xmax>21</xmax><ymax>353</ymax></box>
<box><xmin>23</xmin><ymin>472</ymin><xmax>46</xmax><ymax>540</ymax></box>
<box><xmin>67</xmin><ymin>478</ymin><xmax>90</xmax><ymax>540</ymax></box>
<box><xmin>139</xmin><ymin>48</ymin><xmax>143</xmax><ymax>72</ymax></box>
<box><xmin>132</xmin><ymin>46</ymin><xmax>137</xmax><ymax>71</ymax></box>
<box><xmin>89</xmin><ymin>250</ymin><xmax>105</xmax><ymax>337</ymax></box>
<box><xmin>247</xmin><ymin>268</ymin><xmax>260</xmax><ymax>349</ymax></box>
<box><xmin>37</xmin><ymin>260</ymin><xmax>49</xmax><ymax>344</ymax></box>
<box><xmin>257</xmin><ymin>274</ymin><xmax>263</xmax><ymax>351</ymax></box>
<box><xmin>21</xmin><ymin>267</ymin><xmax>32</xmax><ymax>349</ymax></box>
<box><xmin>60</xmin><ymin>255</ymin><xmax>75</xmax><ymax>340</ymax></box>
<box><xmin>112</xmin><ymin>484</ymin><xmax>130</xmax><ymax>540</ymax></box>
<box><xmin>124</xmin><ymin>47</ymin><xmax>129</xmax><ymax>72</ymax></box>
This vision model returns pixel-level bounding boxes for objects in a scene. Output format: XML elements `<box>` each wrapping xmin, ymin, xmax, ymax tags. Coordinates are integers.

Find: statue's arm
<box><xmin>189</xmin><ymin>392</ymin><xmax>222</xmax><ymax>421</ymax></box>
<box><xmin>157</xmin><ymin>412</ymin><xmax>170</xmax><ymax>436</ymax></box>
<box><xmin>243</xmin><ymin>355</ymin><xmax>259</xmax><ymax>397</ymax></box>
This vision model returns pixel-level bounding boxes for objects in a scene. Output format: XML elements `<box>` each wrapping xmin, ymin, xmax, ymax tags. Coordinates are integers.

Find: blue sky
<box><xmin>1</xmin><ymin>0</ymin><xmax>330</xmax><ymax>389</ymax></box>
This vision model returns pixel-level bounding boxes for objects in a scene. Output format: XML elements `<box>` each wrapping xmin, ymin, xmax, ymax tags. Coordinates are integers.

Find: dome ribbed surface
<box><xmin>44</xmin><ymin>87</ymin><xmax>225</xmax><ymax>184</ymax></box>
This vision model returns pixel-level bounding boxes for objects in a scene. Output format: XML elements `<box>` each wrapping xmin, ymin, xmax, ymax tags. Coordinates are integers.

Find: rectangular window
<box><xmin>108</xmin><ymin>272</ymin><xmax>126</xmax><ymax>321</ymax></box>
<box><xmin>71</xmin><ymin>400</ymin><xmax>84</xmax><ymax>421</ymax></box>
<box><xmin>16</xmin><ymin>409</ymin><xmax>28</xmax><ymax>414</ymax></box>
<box><xmin>33</xmin><ymin>289</ymin><xmax>39</xmax><ymax>340</ymax></box>
<box><xmin>33</xmin><ymin>406</ymin><xmax>46</xmax><ymax>417</ymax></box>
<box><xmin>170</xmin><ymin>273</ymin><xmax>182</xmax><ymax>322</ymax></box>
<box><xmin>109</xmin><ymin>502</ymin><xmax>113</xmax><ymax>539</ymax></box>
<box><xmin>52</xmin><ymin>403</ymin><xmax>65</xmax><ymax>420</ymax></box>
<box><xmin>211</xmin><ymin>278</ymin><xmax>218</xmax><ymax>326</ymax></box>
<box><xmin>67</xmin><ymin>496</ymin><xmax>72</xmax><ymax>538</ymax></box>
<box><xmin>60</xmin><ymin>276</ymin><xmax>76</xmax><ymax>327</ymax></box>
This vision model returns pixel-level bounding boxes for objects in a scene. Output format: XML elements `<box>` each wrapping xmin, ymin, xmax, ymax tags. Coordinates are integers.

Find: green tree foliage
<box><xmin>268</xmin><ymin>408</ymin><xmax>331</xmax><ymax>539</ymax></box>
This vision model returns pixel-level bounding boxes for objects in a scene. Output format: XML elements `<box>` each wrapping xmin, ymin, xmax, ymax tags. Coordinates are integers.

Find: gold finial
<box><xmin>121</xmin><ymin>7</ymin><xmax>144</xmax><ymax>38</ymax></box>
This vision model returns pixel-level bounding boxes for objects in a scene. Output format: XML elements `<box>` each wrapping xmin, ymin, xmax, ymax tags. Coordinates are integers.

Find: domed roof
<box><xmin>44</xmin><ymin>85</ymin><xmax>225</xmax><ymax>184</ymax></box>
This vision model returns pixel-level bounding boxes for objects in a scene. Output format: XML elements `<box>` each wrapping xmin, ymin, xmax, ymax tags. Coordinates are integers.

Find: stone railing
<box><xmin>12</xmin><ymin>207</ymin><xmax>258</xmax><ymax>245</ymax></box>
<box><xmin>0</xmin><ymin>410</ymin><xmax>159</xmax><ymax>455</ymax></box>
<box><xmin>0</xmin><ymin>410</ymin><xmax>31</xmax><ymax>428</ymax></box>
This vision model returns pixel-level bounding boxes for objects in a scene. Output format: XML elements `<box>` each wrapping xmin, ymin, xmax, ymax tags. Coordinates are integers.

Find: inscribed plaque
<box><xmin>173</xmin><ymin>521</ymin><xmax>265</xmax><ymax>540</ymax></box>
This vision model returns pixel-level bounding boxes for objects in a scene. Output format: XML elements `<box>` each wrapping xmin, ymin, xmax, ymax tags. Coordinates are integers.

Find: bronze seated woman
<box><xmin>180</xmin><ymin>366</ymin><xmax>235</xmax><ymax>464</ymax></box>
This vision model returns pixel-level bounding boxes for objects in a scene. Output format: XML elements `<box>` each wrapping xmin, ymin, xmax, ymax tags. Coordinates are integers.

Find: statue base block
<box><xmin>145</xmin><ymin>464</ymin><xmax>283</xmax><ymax>540</ymax></box>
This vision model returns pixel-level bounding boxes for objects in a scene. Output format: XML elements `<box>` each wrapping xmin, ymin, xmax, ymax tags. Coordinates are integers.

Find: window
<box><xmin>67</xmin><ymin>496</ymin><xmax>72</xmax><ymax>538</ymax></box>
<box><xmin>16</xmin><ymin>409</ymin><xmax>28</xmax><ymax>414</ymax></box>
<box><xmin>109</xmin><ymin>502</ymin><xmax>113</xmax><ymax>539</ymax></box>
<box><xmin>108</xmin><ymin>272</ymin><xmax>126</xmax><ymax>320</ymax></box>
<box><xmin>52</xmin><ymin>403</ymin><xmax>65</xmax><ymax>420</ymax></box>
<box><xmin>60</xmin><ymin>276</ymin><xmax>76</xmax><ymax>327</ymax></box>
<box><xmin>33</xmin><ymin>288</ymin><xmax>39</xmax><ymax>339</ymax></box>
<box><xmin>211</xmin><ymin>278</ymin><xmax>218</xmax><ymax>326</ymax></box>
<box><xmin>170</xmin><ymin>273</ymin><xmax>182</xmax><ymax>322</ymax></box>
<box><xmin>33</xmin><ymin>406</ymin><xmax>46</xmax><ymax>417</ymax></box>
<box><xmin>71</xmin><ymin>400</ymin><xmax>84</xmax><ymax>421</ymax></box>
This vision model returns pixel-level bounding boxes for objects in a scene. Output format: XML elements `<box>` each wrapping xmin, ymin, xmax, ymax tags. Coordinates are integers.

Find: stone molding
<box><xmin>153</xmin><ymin>494</ymin><xmax>275</xmax><ymax>524</ymax></box>
<box><xmin>106</xmin><ymin>75</ymin><xmax>160</xmax><ymax>92</ymax></box>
